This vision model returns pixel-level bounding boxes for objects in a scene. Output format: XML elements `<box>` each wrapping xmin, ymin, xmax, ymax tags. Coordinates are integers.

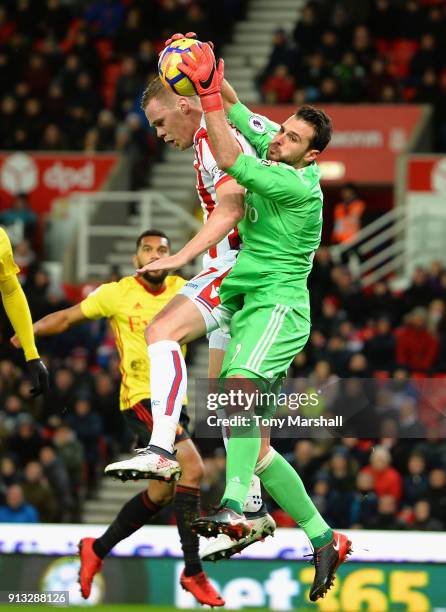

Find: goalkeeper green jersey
<box><xmin>220</xmin><ymin>101</ymin><xmax>323</xmax><ymax>309</ymax></box>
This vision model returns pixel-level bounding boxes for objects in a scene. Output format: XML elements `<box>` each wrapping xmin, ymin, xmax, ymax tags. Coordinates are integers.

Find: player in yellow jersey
<box><xmin>11</xmin><ymin>229</ymin><xmax>224</xmax><ymax>608</ymax></box>
<box><xmin>0</xmin><ymin>227</ymin><xmax>48</xmax><ymax>396</ymax></box>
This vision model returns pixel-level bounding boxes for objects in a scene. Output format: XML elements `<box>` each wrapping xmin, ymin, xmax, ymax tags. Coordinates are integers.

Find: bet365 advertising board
<box><xmin>0</xmin><ymin>525</ymin><xmax>445</xmax><ymax>611</ymax></box>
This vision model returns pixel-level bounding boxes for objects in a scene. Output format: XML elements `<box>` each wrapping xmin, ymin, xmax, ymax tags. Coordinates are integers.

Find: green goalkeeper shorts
<box><xmin>219</xmin><ymin>287</ymin><xmax>311</xmax><ymax>387</ymax></box>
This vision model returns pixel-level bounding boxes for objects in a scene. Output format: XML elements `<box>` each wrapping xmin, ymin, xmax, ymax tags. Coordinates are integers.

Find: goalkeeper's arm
<box><xmin>221</xmin><ymin>79</ymin><xmax>239</xmax><ymax>114</ymax></box>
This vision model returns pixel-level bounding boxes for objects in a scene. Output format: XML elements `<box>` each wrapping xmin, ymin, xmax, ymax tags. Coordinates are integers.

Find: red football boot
<box><xmin>180</xmin><ymin>570</ymin><xmax>225</xmax><ymax>607</ymax></box>
<box><xmin>78</xmin><ymin>538</ymin><xmax>103</xmax><ymax>599</ymax></box>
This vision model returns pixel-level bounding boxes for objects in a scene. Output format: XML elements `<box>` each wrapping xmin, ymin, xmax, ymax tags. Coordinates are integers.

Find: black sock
<box><xmin>93</xmin><ymin>490</ymin><xmax>161</xmax><ymax>559</ymax></box>
<box><xmin>174</xmin><ymin>485</ymin><xmax>202</xmax><ymax>577</ymax></box>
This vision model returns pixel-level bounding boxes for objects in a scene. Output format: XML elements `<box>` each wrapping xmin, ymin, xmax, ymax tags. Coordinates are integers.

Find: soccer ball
<box><xmin>158</xmin><ymin>38</ymin><xmax>202</xmax><ymax>96</ymax></box>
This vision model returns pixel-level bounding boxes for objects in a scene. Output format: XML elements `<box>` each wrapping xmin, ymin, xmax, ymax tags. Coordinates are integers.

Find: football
<box><xmin>158</xmin><ymin>38</ymin><xmax>202</xmax><ymax>96</ymax></box>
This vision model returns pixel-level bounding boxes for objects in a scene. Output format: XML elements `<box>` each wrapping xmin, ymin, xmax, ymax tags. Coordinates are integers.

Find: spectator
<box><xmin>410</xmin><ymin>499</ymin><xmax>443</xmax><ymax>531</ymax></box>
<box><xmin>289</xmin><ymin>440</ymin><xmax>319</xmax><ymax>490</ymax></box>
<box><xmin>364</xmin><ymin>317</ymin><xmax>396</xmax><ymax>372</ymax></box>
<box><xmin>182</xmin><ymin>4</ymin><xmax>213</xmax><ymax>46</ymax></box>
<box><xmin>8</xmin><ymin>417</ymin><xmax>45</xmax><ymax>467</ymax></box>
<box><xmin>21</xmin><ymin>53</ymin><xmax>51</xmax><ymax>99</ymax></box>
<box><xmin>426</xmin><ymin>469</ymin><xmax>446</xmax><ymax>526</ymax></box>
<box><xmin>137</xmin><ymin>40</ymin><xmax>158</xmax><ymax>78</ymax></box>
<box><xmin>310</xmin><ymin>472</ymin><xmax>343</xmax><ymax>526</ymax></box>
<box><xmin>40</xmin><ymin>124</ymin><xmax>69</xmax><ymax>151</ymax></box>
<box><xmin>403</xmin><ymin>454</ymin><xmax>429</xmax><ymax>505</ymax></box>
<box><xmin>403</xmin><ymin>268</ymin><xmax>435</xmax><ymax>313</ymax></box>
<box><xmin>331</xmin><ymin>183</ymin><xmax>366</xmax><ymax>248</ymax></box>
<box><xmin>65</xmin><ymin>398</ymin><xmax>103</xmax><ymax>495</ymax></box>
<box><xmin>300</xmin><ymin>52</ymin><xmax>331</xmax><ymax>101</ymax></box>
<box><xmin>351</xmin><ymin>25</ymin><xmax>375</xmax><ymax>69</ymax></box>
<box><xmin>95</xmin><ymin>110</ymin><xmax>117</xmax><ymax>151</ymax></box>
<box><xmin>307</xmin><ymin>360</ymin><xmax>339</xmax><ymax>411</ymax></box>
<box><xmin>367</xmin><ymin>57</ymin><xmax>394</xmax><ymax>102</ymax></box>
<box><xmin>13</xmin><ymin>240</ymin><xmax>36</xmax><ymax>281</ymax></box>
<box><xmin>0</xmin><ymin>95</ymin><xmax>18</xmax><ymax>149</ymax></box>
<box><xmin>0</xmin><ymin>456</ymin><xmax>20</xmax><ymax>501</ymax></box>
<box><xmin>45</xmin><ymin>84</ymin><xmax>65</xmax><ymax>126</ymax></box>
<box><xmin>53</xmin><ymin>425</ymin><xmax>85</xmax><ymax>518</ymax></box>
<box><xmin>70</xmin><ymin>71</ymin><xmax>102</xmax><ymax>122</ymax></box>
<box><xmin>368</xmin><ymin>0</ymin><xmax>399</xmax><ymax>41</ymax></box>
<box><xmin>395</xmin><ymin>308</ymin><xmax>438</xmax><ymax>373</ymax></box>
<box><xmin>409</xmin><ymin>33</ymin><xmax>442</xmax><ymax>84</ymax></box>
<box><xmin>39</xmin><ymin>445</ymin><xmax>73</xmax><ymax>521</ymax></box>
<box><xmin>362</xmin><ymin>446</ymin><xmax>403</xmax><ymax>501</ymax></box>
<box><xmin>365</xmin><ymin>281</ymin><xmax>398</xmax><ymax>323</ymax></box>
<box><xmin>329</xmin><ymin>449</ymin><xmax>357</xmax><ymax>497</ymax></box>
<box><xmin>398</xmin><ymin>397</ymin><xmax>426</xmax><ymax>438</ymax></box>
<box><xmin>0</xmin><ymin>395</ymin><xmax>26</xmax><ymax>436</ymax></box>
<box><xmin>398</xmin><ymin>0</ymin><xmax>426</xmax><ymax>40</ymax></box>
<box><xmin>115</xmin><ymin>8</ymin><xmax>146</xmax><ymax>56</ymax></box>
<box><xmin>292</xmin><ymin>3</ymin><xmax>321</xmax><ymax>54</ymax></box>
<box><xmin>318</xmin><ymin>76</ymin><xmax>340</xmax><ymax>103</ymax></box>
<box><xmin>116</xmin><ymin>113</ymin><xmax>153</xmax><ymax>190</ymax></box>
<box><xmin>113</xmin><ymin>56</ymin><xmax>144</xmax><ymax>119</ymax></box>
<box><xmin>0</xmin><ymin>484</ymin><xmax>39</xmax><ymax>523</ymax></box>
<box><xmin>21</xmin><ymin>461</ymin><xmax>57</xmax><ymax>522</ymax></box>
<box><xmin>262</xmin><ymin>65</ymin><xmax>295</xmax><ymax>104</ymax></box>
<box><xmin>333</xmin><ymin>51</ymin><xmax>365</xmax><ymax>102</ymax></box>
<box><xmin>0</xmin><ymin>193</ymin><xmax>37</xmax><ymax>242</ymax></box>
<box><xmin>350</xmin><ymin>470</ymin><xmax>378</xmax><ymax>528</ymax></box>
<box><xmin>57</xmin><ymin>53</ymin><xmax>82</xmax><ymax>98</ymax></box>
<box><xmin>47</xmin><ymin>368</ymin><xmax>76</xmax><ymax>417</ymax></box>
<box><xmin>84</xmin><ymin>0</ymin><xmax>125</xmax><ymax>38</ymax></box>
<box><xmin>93</xmin><ymin>371</ymin><xmax>122</xmax><ymax>452</ymax></box>
<box><xmin>366</xmin><ymin>495</ymin><xmax>403</xmax><ymax>530</ymax></box>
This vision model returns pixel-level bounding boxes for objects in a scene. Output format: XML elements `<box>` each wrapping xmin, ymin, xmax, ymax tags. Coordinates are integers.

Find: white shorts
<box><xmin>180</xmin><ymin>250</ymin><xmax>236</xmax><ymax>334</ymax></box>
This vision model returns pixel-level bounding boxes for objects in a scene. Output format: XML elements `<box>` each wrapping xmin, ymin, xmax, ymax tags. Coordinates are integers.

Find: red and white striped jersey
<box><xmin>193</xmin><ymin>115</ymin><xmax>257</xmax><ymax>267</ymax></box>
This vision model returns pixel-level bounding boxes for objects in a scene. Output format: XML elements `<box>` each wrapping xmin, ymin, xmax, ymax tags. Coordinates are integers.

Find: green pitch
<box><xmin>0</xmin><ymin>607</ymin><xmax>313</xmax><ymax>612</ymax></box>
<box><xmin>0</xmin><ymin>607</ymin><xmax>287</xmax><ymax>612</ymax></box>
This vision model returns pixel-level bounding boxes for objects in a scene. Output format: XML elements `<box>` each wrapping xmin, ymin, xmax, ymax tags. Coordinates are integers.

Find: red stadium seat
<box><xmin>387</xmin><ymin>39</ymin><xmax>419</xmax><ymax>79</ymax></box>
<box><xmin>95</xmin><ymin>39</ymin><xmax>113</xmax><ymax>64</ymax></box>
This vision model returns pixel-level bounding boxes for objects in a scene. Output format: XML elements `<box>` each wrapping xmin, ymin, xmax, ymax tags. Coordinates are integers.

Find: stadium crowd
<box><xmin>1</xmin><ymin>246</ymin><xmax>446</xmax><ymax>531</ymax></box>
<box><xmin>0</xmin><ymin>0</ymin><xmax>246</xmax><ymax>187</ymax></box>
<box><xmin>258</xmin><ymin>0</ymin><xmax>446</xmax><ymax>151</ymax></box>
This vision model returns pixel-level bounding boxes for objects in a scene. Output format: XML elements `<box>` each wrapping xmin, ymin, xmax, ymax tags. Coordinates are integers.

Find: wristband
<box><xmin>200</xmin><ymin>92</ymin><xmax>224</xmax><ymax>113</ymax></box>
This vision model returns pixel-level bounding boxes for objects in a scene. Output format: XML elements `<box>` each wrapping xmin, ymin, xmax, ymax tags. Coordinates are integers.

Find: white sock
<box><xmin>148</xmin><ymin>340</ymin><xmax>187</xmax><ymax>454</ymax></box>
<box><xmin>243</xmin><ymin>474</ymin><xmax>264</xmax><ymax>513</ymax></box>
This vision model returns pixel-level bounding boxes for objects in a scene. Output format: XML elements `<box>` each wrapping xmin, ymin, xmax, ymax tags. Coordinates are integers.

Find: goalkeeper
<box><xmin>139</xmin><ymin>38</ymin><xmax>352</xmax><ymax>602</ymax></box>
<box><xmin>0</xmin><ymin>227</ymin><xmax>48</xmax><ymax>397</ymax></box>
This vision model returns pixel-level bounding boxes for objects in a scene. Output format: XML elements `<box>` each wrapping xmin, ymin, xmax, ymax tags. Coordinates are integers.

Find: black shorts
<box><xmin>123</xmin><ymin>399</ymin><xmax>191</xmax><ymax>447</ymax></box>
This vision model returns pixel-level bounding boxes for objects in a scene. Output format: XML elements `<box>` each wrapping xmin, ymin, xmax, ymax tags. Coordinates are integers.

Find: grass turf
<box><xmin>0</xmin><ymin>608</ymin><xmax>286</xmax><ymax>612</ymax></box>
<box><xmin>0</xmin><ymin>607</ymin><xmax>315</xmax><ymax>612</ymax></box>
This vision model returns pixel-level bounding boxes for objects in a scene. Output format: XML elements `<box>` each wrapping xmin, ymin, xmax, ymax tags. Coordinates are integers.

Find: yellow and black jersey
<box><xmin>0</xmin><ymin>228</ymin><xmax>20</xmax><ymax>281</ymax></box>
<box><xmin>81</xmin><ymin>275</ymin><xmax>186</xmax><ymax>410</ymax></box>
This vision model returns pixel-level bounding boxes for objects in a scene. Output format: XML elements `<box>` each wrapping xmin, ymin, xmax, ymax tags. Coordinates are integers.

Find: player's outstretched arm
<box><xmin>178</xmin><ymin>44</ymin><xmax>241</xmax><ymax>170</ymax></box>
<box><xmin>1</xmin><ymin>275</ymin><xmax>40</xmax><ymax>360</ymax></box>
<box><xmin>221</xmin><ymin>79</ymin><xmax>239</xmax><ymax>114</ymax></box>
<box><xmin>137</xmin><ymin>180</ymin><xmax>245</xmax><ymax>273</ymax></box>
<box><xmin>1</xmin><ymin>274</ymin><xmax>50</xmax><ymax>396</ymax></box>
<box><xmin>11</xmin><ymin>304</ymin><xmax>87</xmax><ymax>348</ymax></box>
